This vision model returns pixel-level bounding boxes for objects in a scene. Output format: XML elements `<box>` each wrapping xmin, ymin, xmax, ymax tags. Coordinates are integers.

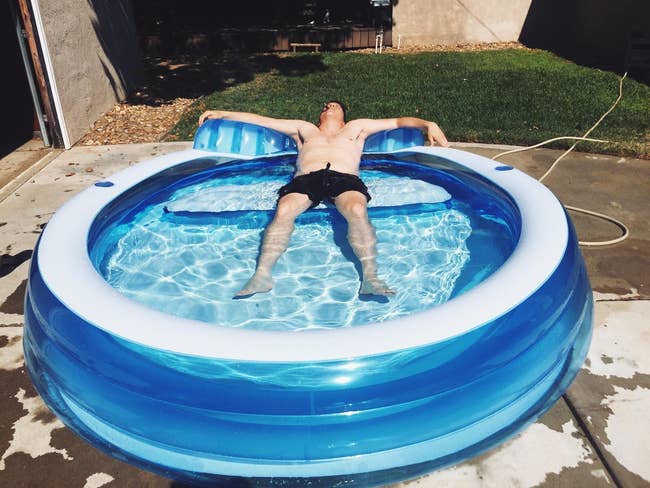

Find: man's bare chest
<box><xmin>302</xmin><ymin>129</ymin><xmax>361</xmax><ymax>146</ymax></box>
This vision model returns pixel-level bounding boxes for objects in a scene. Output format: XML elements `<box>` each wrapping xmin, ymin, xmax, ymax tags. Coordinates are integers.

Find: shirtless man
<box><xmin>198</xmin><ymin>101</ymin><xmax>449</xmax><ymax>297</ymax></box>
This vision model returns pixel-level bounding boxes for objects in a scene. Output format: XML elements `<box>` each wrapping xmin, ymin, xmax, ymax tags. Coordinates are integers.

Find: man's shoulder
<box><xmin>343</xmin><ymin>119</ymin><xmax>374</xmax><ymax>132</ymax></box>
<box><xmin>345</xmin><ymin>118</ymin><xmax>390</xmax><ymax>130</ymax></box>
<box><xmin>345</xmin><ymin>118</ymin><xmax>396</xmax><ymax>137</ymax></box>
<box><xmin>296</xmin><ymin>120</ymin><xmax>319</xmax><ymax>132</ymax></box>
<box><xmin>346</xmin><ymin>118</ymin><xmax>374</xmax><ymax>126</ymax></box>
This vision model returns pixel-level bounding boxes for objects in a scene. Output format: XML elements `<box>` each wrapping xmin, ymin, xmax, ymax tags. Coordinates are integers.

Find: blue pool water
<box><xmin>90</xmin><ymin>155</ymin><xmax>519</xmax><ymax>331</ymax></box>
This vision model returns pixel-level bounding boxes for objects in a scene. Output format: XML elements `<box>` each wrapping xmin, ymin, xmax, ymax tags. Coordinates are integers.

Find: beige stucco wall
<box><xmin>36</xmin><ymin>0</ymin><xmax>142</xmax><ymax>146</ymax></box>
<box><xmin>392</xmin><ymin>0</ymin><xmax>533</xmax><ymax>46</ymax></box>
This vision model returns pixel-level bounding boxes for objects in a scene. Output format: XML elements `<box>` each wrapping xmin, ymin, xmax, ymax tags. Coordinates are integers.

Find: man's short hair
<box><xmin>325</xmin><ymin>100</ymin><xmax>347</xmax><ymax>121</ymax></box>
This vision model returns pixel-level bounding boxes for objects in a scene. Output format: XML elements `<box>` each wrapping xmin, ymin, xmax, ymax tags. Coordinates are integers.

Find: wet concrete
<box><xmin>463</xmin><ymin>145</ymin><xmax>650</xmax><ymax>300</ymax></box>
<box><xmin>0</xmin><ymin>142</ymin><xmax>648</xmax><ymax>487</ymax></box>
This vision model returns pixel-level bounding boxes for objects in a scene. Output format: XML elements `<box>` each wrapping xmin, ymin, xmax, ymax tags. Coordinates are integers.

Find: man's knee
<box><xmin>275</xmin><ymin>203</ymin><xmax>297</xmax><ymax>220</ymax></box>
<box><xmin>352</xmin><ymin>201</ymin><xmax>369</xmax><ymax>219</ymax></box>
<box><xmin>340</xmin><ymin>199</ymin><xmax>368</xmax><ymax>220</ymax></box>
<box><xmin>275</xmin><ymin>195</ymin><xmax>309</xmax><ymax>220</ymax></box>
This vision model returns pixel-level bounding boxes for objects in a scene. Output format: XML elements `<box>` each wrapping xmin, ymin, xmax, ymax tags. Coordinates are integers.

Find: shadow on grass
<box><xmin>128</xmin><ymin>53</ymin><xmax>329</xmax><ymax>106</ymax></box>
<box><xmin>84</xmin><ymin>0</ymin><xmax>328</xmax><ymax>107</ymax></box>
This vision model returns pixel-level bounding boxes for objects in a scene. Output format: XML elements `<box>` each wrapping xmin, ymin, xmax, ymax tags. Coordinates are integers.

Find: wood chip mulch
<box><xmin>355</xmin><ymin>41</ymin><xmax>528</xmax><ymax>54</ymax></box>
<box><xmin>78</xmin><ymin>97</ymin><xmax>194</xmax><ymax>146</ymax></box>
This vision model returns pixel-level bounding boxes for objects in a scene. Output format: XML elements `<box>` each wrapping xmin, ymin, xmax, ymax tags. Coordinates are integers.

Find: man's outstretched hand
<box><xmin>198</xmin><ymin>110</ymin><xmax>223</xmax><ymax>126</ymax></box>
<box><xmin>426</xmin><ymin>122</ymin><xmax>449</xmax><ymax>147</ymax></box>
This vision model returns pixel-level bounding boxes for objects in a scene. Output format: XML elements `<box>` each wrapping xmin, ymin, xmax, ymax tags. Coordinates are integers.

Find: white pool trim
<box><xmin>37</xmin><ymin>147</ymin><xmax>568</xmax><ymax>362</ymax></box>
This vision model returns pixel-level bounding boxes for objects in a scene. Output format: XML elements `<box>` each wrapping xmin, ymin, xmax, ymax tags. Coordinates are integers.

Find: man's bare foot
<box><xmin>234</xmin><ymin>272</ymin><xmax>273</xmax><ymax>298</ymax></box>
<box><xmin>360</xmin><ymin>277</ymin><xmax>396</xmax><ymax>296</ymax></box>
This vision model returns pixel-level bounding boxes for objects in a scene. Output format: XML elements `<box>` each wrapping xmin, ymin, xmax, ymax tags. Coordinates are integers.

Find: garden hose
<box><xmin>492</xmin><ymin>72</ymin><xmax>630</xmax><ymax>247</ymax></box>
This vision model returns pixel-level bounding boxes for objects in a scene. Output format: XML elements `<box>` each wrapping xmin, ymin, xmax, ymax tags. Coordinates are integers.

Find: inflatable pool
<box><xmin>24</xmin><ymin>120</ymin><xmax>593</xmax><ymax>486</ymax></box>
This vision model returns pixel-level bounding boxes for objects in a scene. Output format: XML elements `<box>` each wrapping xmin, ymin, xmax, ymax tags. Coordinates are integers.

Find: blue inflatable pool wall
<box><xmin>24</xmin><ymin>120</ymin><xmax>593</xmax><ymax>486</ymax></box>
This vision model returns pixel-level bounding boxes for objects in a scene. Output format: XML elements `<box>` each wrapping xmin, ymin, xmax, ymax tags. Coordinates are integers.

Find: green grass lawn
<box><xmin>170</xmin><ymin>49</ymin><xmax>650</xmax><ymax>158</ymax></box>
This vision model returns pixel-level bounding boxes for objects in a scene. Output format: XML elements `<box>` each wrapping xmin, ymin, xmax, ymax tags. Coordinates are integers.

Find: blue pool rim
<box><xmin>24</xmin><ymin>123</ymin><xmax>593</xmax><ymax>485</ymax></box>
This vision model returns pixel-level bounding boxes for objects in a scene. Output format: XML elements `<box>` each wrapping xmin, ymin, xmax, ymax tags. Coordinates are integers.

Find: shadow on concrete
<box><xmin>519</xmin><ymin>0</ymin><xmax>650</xmax><ymax>84</ymax></box>
<box><xmin>0</xmin><ymin>250</ymin><xmax>32</xmax><ymax>278</ymax></box>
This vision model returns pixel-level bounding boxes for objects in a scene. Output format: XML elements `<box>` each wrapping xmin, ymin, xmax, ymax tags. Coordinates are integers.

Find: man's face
<box><xmin>319</xmin><ymin>102</ymin><xmax>345</xmax><ymax>124</ymax></box>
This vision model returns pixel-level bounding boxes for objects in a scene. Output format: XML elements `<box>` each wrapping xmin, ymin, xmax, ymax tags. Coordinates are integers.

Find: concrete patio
<box><xmin>0</xmin><ymin>141</ymin><xmax>648</xmax><ymax>487</ymax></box>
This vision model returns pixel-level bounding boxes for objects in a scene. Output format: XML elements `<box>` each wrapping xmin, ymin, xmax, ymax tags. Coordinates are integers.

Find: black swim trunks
<box><xmin>278</xmin><ymin>163</ymin><xmax>371</xmax><ymax>208</ymax></box>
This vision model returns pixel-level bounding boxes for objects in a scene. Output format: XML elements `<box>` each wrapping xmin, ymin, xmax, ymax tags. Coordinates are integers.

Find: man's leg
<box><xmin>334</xmin><ymin>191</ymin><xmax>395</xmax><ymax>296</ymax></box>
<box><xmin>235</xmin><ymin>193</ymin><xmax>312</xmax><ymax>297</ymax></box>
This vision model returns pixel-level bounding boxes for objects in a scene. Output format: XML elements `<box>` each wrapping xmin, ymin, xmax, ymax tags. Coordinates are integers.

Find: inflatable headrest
<box><xmin>193</xmin><ymin>119</ymin><xmax>425</xmax><ymax>156</ymax></box>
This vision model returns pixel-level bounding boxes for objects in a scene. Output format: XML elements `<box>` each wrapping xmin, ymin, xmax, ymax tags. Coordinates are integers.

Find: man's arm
<box><xmin>198</xmin><ymin>110</ymin><xmax>314</xmax><ymax>140</ymax></box>
<box><xmin>353</xmin><ymin>117</ymin><xmax>449</xmax><ymax>147</ymax></box>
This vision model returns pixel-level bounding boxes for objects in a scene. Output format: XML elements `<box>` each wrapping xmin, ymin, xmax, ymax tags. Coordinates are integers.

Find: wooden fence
<box><xmin>142</xmin><ymin>26</ymin><xmax>392</xmax><ymax>55</ymax></box>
